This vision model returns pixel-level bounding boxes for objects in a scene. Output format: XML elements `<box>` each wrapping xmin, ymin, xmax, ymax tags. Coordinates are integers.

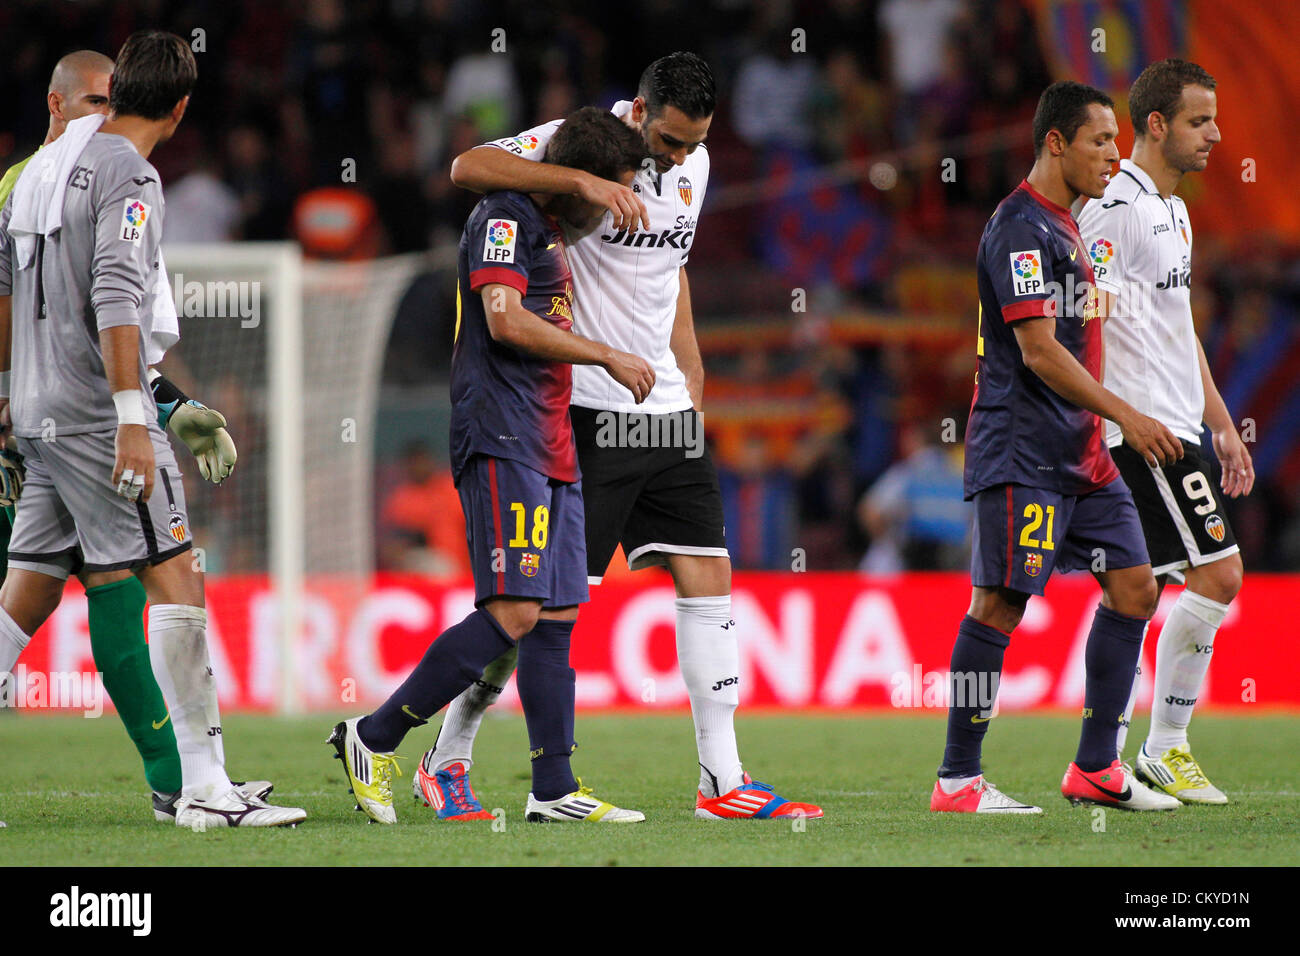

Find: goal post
<box><xmin>161</xmin><ymin>242</ymin><xmax>426</xmax><ymax>712</ymax></box>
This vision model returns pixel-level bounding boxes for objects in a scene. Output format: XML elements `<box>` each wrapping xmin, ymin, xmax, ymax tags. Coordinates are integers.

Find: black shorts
<box><xmin>571</xmin><ymin>405</ymin><xmax>728</xmax><ymax>583</ymax></box>
<box><xmin>1109</xmin><ymin>438</ymin><xmax>1239</xmax><ymax>578</ymax></box>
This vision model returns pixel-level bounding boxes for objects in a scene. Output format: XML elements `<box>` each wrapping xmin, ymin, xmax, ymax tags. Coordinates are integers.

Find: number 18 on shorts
<box><xmin>456</xmin><ymin>455</ymin><xmax>589</xmax><ymax>608</ymax></box>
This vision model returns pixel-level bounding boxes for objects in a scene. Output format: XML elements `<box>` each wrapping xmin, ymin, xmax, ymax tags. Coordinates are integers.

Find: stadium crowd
<box><xmin>4</xmin><ymin>0</ymin><xmax>1297</xmax><ymax>572</ymax></box>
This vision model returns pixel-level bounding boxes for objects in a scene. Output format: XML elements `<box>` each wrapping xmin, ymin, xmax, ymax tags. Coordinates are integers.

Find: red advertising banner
<box><xmin>9</xmin><ymin>572</ymin><xmax>1298</xmax><ymax>712</ymax></box>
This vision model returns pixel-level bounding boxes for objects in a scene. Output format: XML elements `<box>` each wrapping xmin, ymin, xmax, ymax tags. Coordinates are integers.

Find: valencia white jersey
<box><xmin>485</xmin><ymin>101</ymin><xmax>707</xmax><ymax>414</ymax></box>
<box><xmin>1078</xmin><ymin>158</ymin><xmax>1204</xmax><ymax>447</ymax></box>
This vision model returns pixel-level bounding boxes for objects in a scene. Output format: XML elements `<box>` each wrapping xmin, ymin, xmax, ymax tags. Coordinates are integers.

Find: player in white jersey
<box><xmin>414</xmin><ymin>53</ymin><xmax>821</xmax><ymax>821</ymax></box>
<box><xmin>1078</xmin><ymin>59</ymin><xmax>1248</xmax><ymax>804</ymax></box>
<box><xmin>0</xmin><ymin>31</ymin><xmax>302</xmax><ymax>828</ymax></box>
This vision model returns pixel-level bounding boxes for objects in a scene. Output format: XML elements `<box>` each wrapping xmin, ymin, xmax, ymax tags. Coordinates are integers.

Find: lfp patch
<box><xmin>483</xmin><ymin>219</ymin><xmax>517</xmax><ymax>263</ymax></box>
<box><xmin>120</xmin><ymin>198</ymin><xmax>151</xmax><ymax>244</ymax></box>
<box><xmin>1009</xmin><ymin>249</ymin><xmax>1042</xmax><ymax>295</ymax></box>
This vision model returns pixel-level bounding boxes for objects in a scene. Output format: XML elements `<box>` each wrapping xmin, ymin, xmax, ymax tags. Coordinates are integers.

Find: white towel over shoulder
<box><xmin>8</xmin><ymin>113</ymin><xmax>106</xmax><ymax>269</ymax></box>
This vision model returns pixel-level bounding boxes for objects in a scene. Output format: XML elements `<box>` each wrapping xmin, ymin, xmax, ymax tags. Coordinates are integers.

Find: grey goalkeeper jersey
<box><xmin>0</xmin><ymin>133</ymin><xmax>163</xmax><ymax>439</ymax></box>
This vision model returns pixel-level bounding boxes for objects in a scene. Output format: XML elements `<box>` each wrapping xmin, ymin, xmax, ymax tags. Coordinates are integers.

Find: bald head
<box><xmin>46</xmin><ymin>50</ymin><xmax>114</xmax><ymax>143</ymax></box>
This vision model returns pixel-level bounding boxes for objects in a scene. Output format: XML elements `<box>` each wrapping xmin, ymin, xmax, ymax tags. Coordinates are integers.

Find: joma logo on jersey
<box><xmin>119</xmin><ymin>198</ymin><xmax>150</xmax><ymax>244</ymax></box>
<box><xmin>1009</xmin><ymin>249</ymin><xmax>1042</xmax><ymax>295</ymax></box>
<box><xmin>599</xmin><ymin>227</ymin><xmax>695</xmax><ymax>250</ymax></box>
<box><xmin>483</xmin><ymin>219</ymin><xmax>517</xmax><ymax>263</ymax></box>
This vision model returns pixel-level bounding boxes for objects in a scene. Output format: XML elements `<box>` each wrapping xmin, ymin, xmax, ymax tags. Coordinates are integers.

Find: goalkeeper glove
<box><xmin>0</xmin><ymin>446</ymin><xmax>24</xmax><ymax>508</ymax></box>
<box><xmin>170</xmin><ymin>400</ymin><xmax>238</xmax><ymax>484</ymax></box>
<box><xmin>150</xmin><ymin>372</ymin><xmax>238</xmax><ymax>484</ymax></box>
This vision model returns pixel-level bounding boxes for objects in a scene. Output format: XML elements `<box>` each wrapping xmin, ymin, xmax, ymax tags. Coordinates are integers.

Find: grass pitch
<box><xmin>1</xmin><ymin>710</ymin><xmax>1296</xmax><ymax>866</ymax></box>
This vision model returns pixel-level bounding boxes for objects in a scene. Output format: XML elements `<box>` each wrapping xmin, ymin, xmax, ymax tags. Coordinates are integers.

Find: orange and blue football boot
<box><xmin>413</xmin><ymin>753</ymin><xmax>495</xmax><ymax>821</ymax></box>
<box><xmin>695</xmin><ymin>774</ymin><xmax>823</xmax><ymax>820</ymax></box>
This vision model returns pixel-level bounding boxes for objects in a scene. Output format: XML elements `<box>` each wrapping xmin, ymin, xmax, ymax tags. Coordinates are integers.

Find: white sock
<box><xmin>939</xmin><ymin>774</ymin><xmax>979</xmax><ymax>794</ymax></box>
<box><xmin>0</xmin><ymin>605</ymin><xmax>31</xmax><ymax>701</ymax></box>
<box><xmin>676</xmin><ymin>595</ymin><xmax>744</xmax><ymax>797</ymax></box>
<box><xmin>1116</xmin><ymin>621</ymin><xmax>1150</xmax><ymax>760</ymax></box>
<box><xmin>1147</xmin><ymin>590</ymin><xmax>1228</xmax><ymax>754</ymax></box>
<box><xmin>147</xmin><ymin>604</ymin><xmax>232</xmax><ymax>800</ymax></box>
<box><xmin>431</xmin><ymin>645</ymin><xmax>518</xmax><ymax>772</ymax></box>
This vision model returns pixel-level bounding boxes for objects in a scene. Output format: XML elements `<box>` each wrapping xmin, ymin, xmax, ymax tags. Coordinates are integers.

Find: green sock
<box><xmin>86</xmin><ymin>577</ymin><xmax>183</xmax><ymax>793</ymax></box>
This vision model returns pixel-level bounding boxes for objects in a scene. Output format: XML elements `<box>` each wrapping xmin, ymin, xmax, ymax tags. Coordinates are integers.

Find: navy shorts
<box><xmin>970</xmin><ymin>476</ymin><xmax>1150</xmax><ymax>596</ymax></box>
<box><xmin>457</xmin><ymin>455</ymin><xmax>589</xmax><ymax>609</ymax></box>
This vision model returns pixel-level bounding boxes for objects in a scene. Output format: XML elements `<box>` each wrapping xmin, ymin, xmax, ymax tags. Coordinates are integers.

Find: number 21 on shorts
<box><xmin>1019</xmin><ymin>503</ymin><xmax>1055</xmax><ymax>550</ymax></box>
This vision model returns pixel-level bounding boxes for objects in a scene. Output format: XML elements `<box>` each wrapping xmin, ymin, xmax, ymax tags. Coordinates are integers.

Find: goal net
<box><xmin>160</xmin><ymin>243</ymin><xmax>427</xmax><ymax>711</ymax></box>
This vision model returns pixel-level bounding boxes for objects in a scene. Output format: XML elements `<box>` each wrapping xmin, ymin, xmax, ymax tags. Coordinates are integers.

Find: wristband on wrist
<box><xmin>149</xmin><ymin>373</ymin><xmax>191</xmax><ymax>429</ymax></box>
<box><xmin>112</xmin><ymin>389</ymin><xmax>148</xmax><ymax>426</ymax></box>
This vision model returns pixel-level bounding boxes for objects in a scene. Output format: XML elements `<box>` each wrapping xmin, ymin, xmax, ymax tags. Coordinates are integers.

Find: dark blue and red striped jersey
<box><xmin>451</xmin><ymin>191</ymin><xmax>578</xmax><ymax>483</ymax></box>
<box><xmin>964</xmin><ymin>180</ymin><xmax>1118</xmax><ymax>498</ymax></box>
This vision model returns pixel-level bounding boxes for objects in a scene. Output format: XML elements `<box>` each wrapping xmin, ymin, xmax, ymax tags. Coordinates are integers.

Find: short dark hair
<box><xmin>636</xmin><ymin>52</ymin><xmax>716</xmax><ymax>120</ymax></box>
<box><xmin>1129</xmin><ymin>58</ymin><xmax>1216</xmax><ymax>137</ymax></box>
<box><xmin>1033</xmin><ymin>81</ymin><xmax>1114</xmax><ymax>153</ymax></box>
<box><xmin>545</xmin><ymin>106</ymin><xmax>648</xmax><ymax>182</ymax></box>
<box><xmin>108</xmin><ymin>30</ymin><xmax>197</xmax><ymax>120</ymax></box>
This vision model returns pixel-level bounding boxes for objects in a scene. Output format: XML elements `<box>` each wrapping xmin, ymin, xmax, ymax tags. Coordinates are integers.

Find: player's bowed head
<box><xmin>537</xmin><ymin>106</ymin><xmax>650</xmax><ymax>234</ymax></box>
<box><xmin>1029</xmin><ymin>80</ymin><xmax>1121</xmax><ymax>208</ymax></box>
<box><xmin>628</xmin><ymin>51</ymin><xmax>716</xmax><ymax>174</ymax></box>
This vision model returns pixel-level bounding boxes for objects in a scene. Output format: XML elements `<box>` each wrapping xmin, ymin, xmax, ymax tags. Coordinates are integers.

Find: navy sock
<box><xmin>938</xmin><ymin>616</ymin><xmax>1010</xmax><ymax>778</ymax></box>
<box><xmin>360</xmin><ymin>608</ymin><xmax>515</xmax><ymax>753</ymax></box>
<box><xmin>517</xmin><ymin>618</ymin><xmax>578</xmax><ymax>801</ymax></box>
<box><xmin>1076</xmin><ymin>603</ymin><xmax>1146</xmax><ymax>772</ymax></box>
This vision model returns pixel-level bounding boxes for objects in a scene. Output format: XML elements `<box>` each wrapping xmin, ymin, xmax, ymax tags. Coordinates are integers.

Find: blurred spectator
<box><xmin>163</xmin><ymin>155</ymin><xmax>241</xmax><ymax>244</ymax></box>
<box><xmin>732</xmin><ymin>33</ymin><xmax>818</xmax><ymax>150</ymax></box>
<box><xmin>812</xmin><ymin>47</ymin><xmax>893</xmax><ymax>164</ymax></box>
<box><xmin>226</xmin><ymin>122</ymin><xmax>293</xmax><ymax>241</ymax></box>
<box><xmin>371</xmin><ymin>131</ymin><xmax>432</xmax><ymax>253</ymax></box>
<box><xmin>443</xmin><ymin>52</ymin><xmax>520</xmax><ymax>140</ymax></box>
<box><xmin>378</xmin><ymin>442</ymin><xmax>467</xmax><ymax>577</ymax></box>
<box><xmin>718</xmin><ymin>435</ymin><xmax>797</xmax><ymax>571</ymax></box>
<box><xmin>878</xmin><ymin>0</ymin><xmax>968</xmax><ymax>143</ymax></box>
<box><xmin>285</xmin><ymin>0</ymin><xmax>375</xmax><ymax>185</ymax></box>
<box><xmin>857</xmin><ymin>421</ymin><xmax>970</xmax><ymax>573</ymax></box>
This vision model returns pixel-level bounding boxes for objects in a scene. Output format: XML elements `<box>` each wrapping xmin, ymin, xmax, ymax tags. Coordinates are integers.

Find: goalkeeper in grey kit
<box><xmin>0</xmin><ymin>30</ymin><xmax>303</xmax><ymax>827</ymax></box>
<box><xmin>0</xmin><ymin>48</ymin><xmax>252</xmax><ymax>824</ymax></box>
